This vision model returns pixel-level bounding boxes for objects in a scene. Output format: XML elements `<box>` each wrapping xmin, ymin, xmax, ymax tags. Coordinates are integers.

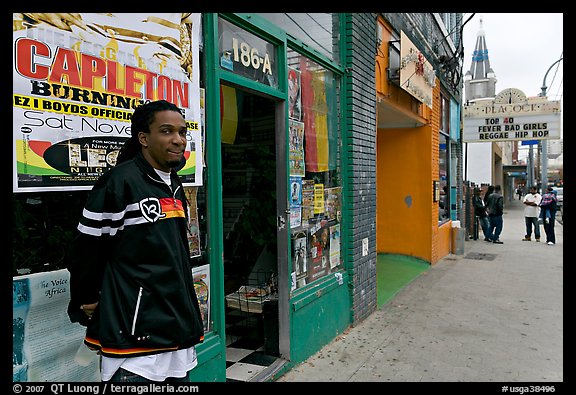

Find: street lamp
<box><xmin>539</xmin><ymin>56</ymin><xmax>563</xmax><ymax>190</ymax></box>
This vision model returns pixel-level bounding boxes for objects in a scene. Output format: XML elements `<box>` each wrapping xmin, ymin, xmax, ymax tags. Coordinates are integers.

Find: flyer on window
<box><xmin>13</xmin><ymin>13</ymin><xmax>203</xmax><ymax>192</ymax></box>
<box><xmin>13</xmin><ymin>270</ymin><xmax>101</xmax><ymax>382</ymax></box>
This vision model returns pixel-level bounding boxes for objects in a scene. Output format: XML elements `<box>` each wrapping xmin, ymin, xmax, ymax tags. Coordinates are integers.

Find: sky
<box><xmin>462</xmin><ymin>13</ymin><xmax>563</xmax><ymax>101</ymax></box>
<box><xmin>461</xmin><ymin>13</ymin><xmax>564</xmax><ymax>158</ymax></box>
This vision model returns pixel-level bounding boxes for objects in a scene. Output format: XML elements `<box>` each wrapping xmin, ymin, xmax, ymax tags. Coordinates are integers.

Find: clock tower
<box><xmin>464</xmin><ymin>17</ymin><xmax>497</xmax><ymax>103</ymax></box>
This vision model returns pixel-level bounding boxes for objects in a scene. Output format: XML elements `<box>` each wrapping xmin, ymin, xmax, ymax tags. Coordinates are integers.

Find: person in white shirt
<box><xmin>522</xmin><ymin>186</ymin><xmax>542</xmax><ymax>242</ymax></box>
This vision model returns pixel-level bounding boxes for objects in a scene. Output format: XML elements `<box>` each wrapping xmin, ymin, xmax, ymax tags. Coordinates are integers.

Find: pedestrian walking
<box><xmin>487</xmin><ymin>185</ymin><xmax>504</xmax><ymax>244</ymax></box>
<box><xmin>516</xmin><ymin>185</ymin><xmax>524</xmax><ymax>200</ymax></box>
<box><xmin>66</xmin><ymin>100</ymin><xmax>205</xmax><ymax>382</ymax></box>
<box><xmin>473</xmin><ymin>187</ymin><xmax>492</xmax><ymax>241</ymax></box>
<box><xmin>522</xmin><ymin>186</ymin><xmax>541</xmax><ymax>242</ymax></box>
<box><xmin>540</xmin><ymin>186</ymin><xmax>558</xmax><ymax>245</ymax></box>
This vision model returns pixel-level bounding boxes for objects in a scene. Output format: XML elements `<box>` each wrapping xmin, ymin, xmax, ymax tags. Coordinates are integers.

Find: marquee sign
<box><xmin>463</xmin><ymin>88</ymin><xmax>561</xmax><ymax>143</ymax></box>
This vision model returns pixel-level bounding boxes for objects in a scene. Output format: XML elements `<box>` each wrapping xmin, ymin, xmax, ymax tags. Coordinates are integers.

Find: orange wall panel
<box><xmin>375</xmin><ymin>20</ymin><xmax>451</xmax><ymax>265</ymax></box>
<box><xmin>430</xmin><ymin>82</ymin><xmax>447</xmax><ymax>265</ymax></box>
<box><xmin>436</xmin><ymin>222</ymin><xmax>452</xmax><ymax>259</ymax></box>
<box><xmin>376</xmin><ymin>124</ymin><xmax>433</xmax><ymax>262</ymax></box>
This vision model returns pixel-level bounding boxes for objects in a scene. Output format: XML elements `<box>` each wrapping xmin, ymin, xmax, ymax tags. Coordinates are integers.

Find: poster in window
<box><xmin>13</xmin><ymin>270</ymin><xmax>101</xmax><ymax>382</ymax></box>
<box><xmin>324</xmin><ymin>187</ymin><xmax>341</xmax><ymax>221</ymax></box>
<box><xmin>307</xmin><ymin>224</ymin><xmax>329</xmax><ymax>282</ymax></box>
<box><xmin>290</xmin><ymin>176</ymin><xmax>303</xmax><ymax>208</ymax></box>
<box><xmin>13</xmin><ymin>278</ymin><xmax>30</xmax><ymax>382</ymax></box>
<box><xmin>192</xmin><ymin>264</ymin><xmax>210</xmax><ymax>333</ymax></box>
<box><xmin>301</xmin><ymin>179</ymin><xmax>315</xmax><ymax>222</ymax></box>
<box><xmin>290</xmin><ymin>207</ymin><xmax>302</xmax><ymax>229</ymax></box>
<box><xmin>329</xmin><ymin>224</ymin><xmax>341</xmax><ymax>269</ymax></box>
<box><xmin>289</xmin><ymin>119</ymin><xmax>305</xmax><ymax>176</ymax></box>
<box><xmin>200</xmin><ymin>87</ymin><xmax>206</xmax><ymax>166</ymax></box>
<box><xmin>314</xmin><ymin>183</ymin><xmax>325</xmax><ymax>214</ymax></box>
<box><xmin>184</xmin><ymin>186</ymin><xmax>201</xmax><ymax>258</ymax></box>
<box><xmin>288</xmin><ymin>67</ymin><xmax>302</xmax><ymax>121</ymax></box>
<box><xmin>13</xmin><ymin>13</ymin><xmax>203</xmax><ymax>192</ymax></box>
<box><xmin>293</xmin><ymin>232</ymin><xmax>308</xmax><ymax>280</ymax></box>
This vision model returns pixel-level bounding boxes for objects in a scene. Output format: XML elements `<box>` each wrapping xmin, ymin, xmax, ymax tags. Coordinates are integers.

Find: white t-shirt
<box><xmin>101</xmin><ymin>347</ymin><xmax>197</xmax><ymax>381</ymax></box>
<box><xmin>155</xmin><ymin>168</ymin><xmax>173</xmax><ymax>188</ymax></box>
<box><xmin>523</xmin><ymin>192</ymin><xmax>541</xmax><ymax>218</ymax></box>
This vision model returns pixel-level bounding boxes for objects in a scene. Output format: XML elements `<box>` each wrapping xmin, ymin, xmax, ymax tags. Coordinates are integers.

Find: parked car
<box><xmin>553</xmin><ymin>187</ymin><xmax>563</xmax><ymax>221</ymax></box>
<box><xmin>553</xmin><ymin>187</ymin><xmax>563</xmax><ymax>207</ymax></box>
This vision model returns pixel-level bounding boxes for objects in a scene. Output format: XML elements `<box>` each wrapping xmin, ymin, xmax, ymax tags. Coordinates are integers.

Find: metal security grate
<box><xmin>464</xmin><ymin>252</ymin><xmax>497</xmax><ymax>261</ymax></box>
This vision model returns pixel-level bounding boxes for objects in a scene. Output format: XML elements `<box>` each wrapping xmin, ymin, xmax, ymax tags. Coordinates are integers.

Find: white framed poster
<box><xmin>13</xmin><ymin>13</ymin><xmax>203</xmax><ymax>192</ymax></box>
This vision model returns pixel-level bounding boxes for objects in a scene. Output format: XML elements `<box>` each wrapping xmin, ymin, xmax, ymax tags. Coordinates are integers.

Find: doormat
<box><xmin>463</xmin><ymin>252</ymin><xmax>497</xmax><ymax>261</ymax></box>
<box><xmin>377</xmin><ymin>254</ymin><xmax>429</xmax><ymax>308</ymax></box>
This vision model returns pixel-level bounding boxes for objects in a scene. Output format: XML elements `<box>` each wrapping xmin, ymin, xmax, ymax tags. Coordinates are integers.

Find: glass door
<box><xmin>220</xmin><ymin>86</ymin><xmax>288</xmax><ymax>381</ymax></box>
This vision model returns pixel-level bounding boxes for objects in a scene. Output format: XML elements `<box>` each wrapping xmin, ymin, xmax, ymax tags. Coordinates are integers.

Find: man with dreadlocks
<box><xmin>66</xmin><ymin>100</ymin><xmax>204</xmax><ymax>382</ymax></box>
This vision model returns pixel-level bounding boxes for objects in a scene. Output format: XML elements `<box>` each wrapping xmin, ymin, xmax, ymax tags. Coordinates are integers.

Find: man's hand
<box><xmin>80</xmin><ymin>302</ymin><xmax>99</xmax><ymax>319</ymax></box>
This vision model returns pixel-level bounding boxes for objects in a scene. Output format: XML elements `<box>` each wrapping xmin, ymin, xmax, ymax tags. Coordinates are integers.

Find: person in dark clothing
<box><xmin>516</xmin><ymin>185</ymin><xmax>524</xmax><ymax>200</ymax></box>
<box><xmin>486</xmin><ymin>185</ymin><xmax>504</xmax><ymax>244</ymax></box>
<box><xmin>539</xmin><ymin>186</ymin><xmax>558</xmax><ymax>245</ymax></box>
<box><xmin>66</xmin><ymin>100</ymin><xmax>204</xmax><ymax>382</ymax></box>
<box><xmin>473</xmin><ymin>187</ymin><xmax>492</xmax><ymax>241</ymax></box>
<box><xmin>483</xmin><ymin>185</ymin><xmax>494</xmax><ymax>207</ymax></box>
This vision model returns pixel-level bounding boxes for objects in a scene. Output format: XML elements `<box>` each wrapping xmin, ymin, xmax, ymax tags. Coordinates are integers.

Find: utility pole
<box><xmin>527</xmin><ymin>144</ymin><xmax>534</xmax><ymax>188</ymax></box>
<box><xmin>539</xmin><ymin>56</ymin><xmax>563</xmax><ymax>191</ymax></box>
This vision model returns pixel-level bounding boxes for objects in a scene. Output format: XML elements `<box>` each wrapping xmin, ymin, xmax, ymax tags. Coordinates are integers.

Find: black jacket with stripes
<box><xmin>66</xmin><ymin>152</ymin><xmax>204</xmax><ymax>358</ymax></box>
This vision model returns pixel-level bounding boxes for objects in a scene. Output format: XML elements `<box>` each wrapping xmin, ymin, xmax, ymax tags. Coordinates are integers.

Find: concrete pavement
<box><xmin>276</xmin><ymin>198</ymin><xmax>563</xmax><ymax>382</ymax></box>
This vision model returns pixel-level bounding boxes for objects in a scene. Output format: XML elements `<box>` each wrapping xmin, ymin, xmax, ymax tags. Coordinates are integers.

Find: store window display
<box><xmin>438</xmin><ymin>134</ymin><xmax>450</xmax><ymax>222</ymax></box>
<box><xmin>287</xmin><ymin>50</ymin><xmax>343</xmax><ymax>291</ymax></box>
<box><xmin>438</xmin><ymin>91</ymin><xmax>451</xmax><ymax>222</ymax></box>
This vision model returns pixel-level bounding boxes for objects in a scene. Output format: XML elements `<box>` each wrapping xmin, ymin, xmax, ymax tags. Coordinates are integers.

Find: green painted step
<box><xmin>377</xmin><ymin>254</ymin><xmax>429</xmax><ymax>308</ymax></box>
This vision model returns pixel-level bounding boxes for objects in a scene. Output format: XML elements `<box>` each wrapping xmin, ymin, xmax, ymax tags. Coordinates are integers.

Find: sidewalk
<box><xmin>276</xmin><ymin>198</ymin><xmax>563</xmax><ymax>382</ymax></box>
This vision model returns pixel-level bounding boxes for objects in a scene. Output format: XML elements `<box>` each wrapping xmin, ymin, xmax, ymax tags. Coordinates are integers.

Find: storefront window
<box><xmin>257</xmin><ymin>13</ymin><xmax>340</xmax><ymax>62</ymax></box>
<box><xmin>287</xmin><ymin>49</ymin><xmax>342</xmax><ymax>291</ymax></box>
<box><xmin>438</xmin><ymin>133</ymin><xmax>449</xmax><ymax>222</ymax></box>
<box><xmin>13</xmin><ymin>191</ymin><xmax>88</xmax><ymax>276</ymax></box>
<box><xmin>438</xmin><ymin>92</ymin><xmax>451</xmax><ymax>222</ymax></box>
<box><xmin>12</xmin><ymin>12</ymin><xmax>212</xmax><ymax>333</ymax></box>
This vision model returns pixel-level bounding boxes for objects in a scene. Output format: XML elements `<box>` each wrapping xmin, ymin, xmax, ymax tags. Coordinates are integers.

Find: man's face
<box><xmin>139</xmin><ymin>110</ymin><xmax>187</xmax><ymax>172</ymax></box>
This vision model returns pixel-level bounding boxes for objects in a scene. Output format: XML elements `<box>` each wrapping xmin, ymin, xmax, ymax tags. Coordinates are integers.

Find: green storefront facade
<box><xmin>188</xmin><ymin>13</ymin><xmax>355</xmax><ymax>381</ymax></box>
<box><xmin>12</xmin><ymin>13</ymin><xmax>380</xmax><ymax>382</ymax></box>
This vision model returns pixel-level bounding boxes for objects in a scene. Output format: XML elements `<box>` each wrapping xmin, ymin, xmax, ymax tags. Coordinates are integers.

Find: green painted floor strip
<box><xmin>377</xmin><ymin>254</ymin><xmax>429</xmax><ymax>308</ymax></box>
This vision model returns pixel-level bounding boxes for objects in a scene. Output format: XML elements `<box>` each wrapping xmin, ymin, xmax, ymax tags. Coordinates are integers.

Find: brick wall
<box><xmin>430</xmin><ymin>82</ymin><xmax>442</xmax><ymax>263</ymax></box>
<box><xmin>343</xmin><ymin>13</ymin><xmax>378</xmax><ymax>323</ymax></box>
